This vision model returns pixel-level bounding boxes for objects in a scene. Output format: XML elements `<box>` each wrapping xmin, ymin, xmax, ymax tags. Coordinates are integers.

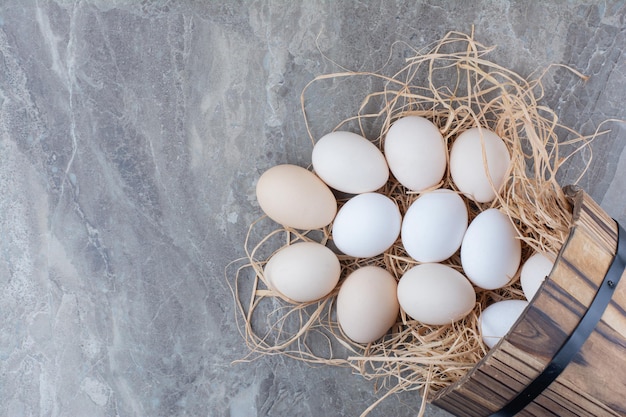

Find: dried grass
<box><xmin>226</xmin><ymin>30</ymin><xmax>602</xmax><ymax>416</ymax></box>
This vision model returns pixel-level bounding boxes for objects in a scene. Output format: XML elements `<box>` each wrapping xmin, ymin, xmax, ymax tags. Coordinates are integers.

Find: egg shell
<box><xmin>397</xmin><ymin>263</ymin><xmax>475</xmax><ymax>326</ymax></box>
<box><xmin>337</xmin><ymin>266</ymin><xmax>399</xmax><ymax>343</ymax></box>
<box><xmin>461</xmin><ymin>208</ymin><xmax>521</xmax><ymax>290</ymax></box>
<box><xmin>312</xmin><ymin>131</ymin><xmax>389</xmax><ymax>194</ymax></box>
<box><xmin>383</xmin><ymin>116</ymin><xmax>447</xmax><ymax>192</ymax></box>
<box><xmin>450</xmin><ymin>127</ymin><xmax>511</xmax><ymax>203</ymax></box>
<box><xmin>480</xmin><ymin>299</ymin><xmax>529</xmax><ymax>349</ymax></box>
<box><xmin>332</xmin><ymin>193</ymin><xmax>401</xmax><ymax>258</ymax></box>
<box><xmin>256</xmin><ymin>164</ymin><xmax>337</xmax><ymax>230</ymax></box>
<box><xmin>520</xmin><ymin>252</ymin><xmax>555</xmax><ymax>301</ymax></box>
<box><xmin>263</xmin><ymin>242</ymin><xmax>341</xmax><ymax>303</ymax></box>
<box><xmin>401</xmin><ymin>189</ymin><xmax>468</xmax><ymax>262</ymax></box>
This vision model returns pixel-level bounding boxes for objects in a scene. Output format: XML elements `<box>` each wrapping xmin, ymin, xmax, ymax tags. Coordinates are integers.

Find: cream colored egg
<box><xmin>337</xmin><ymin>266</ymin><xmax>399</xmax><ymax>344</ymax></box>
<box><xmin>397</xmin><ymin>263</ymin><xmax>475</xmax><ymax>326</ymax></box>
<box><xmin>312</xmin><ymin>131</ymin><xmax>389</xmax><ymax>194</ymax></box>
<box><xmin>332</xmin><ymin>193</ymin><xmax>401</xmax><ymax>258</ymax></box>
<box><xmin>520</xmin><ymin>252</ymin><xmax>555</xmax><ymax>301</ymax></box>
<box><xmin>401</xmin><ymin>189</ymin><xmax>468</xmax><ymax>262</ymax></box>
<box><xmin>384</xmin><ymin>116</ymin><xmax>446</xmax><ymax>192</ymax></box>
<box><xmin>256</xmin><ymin>164</ymin><xmax>337</xmax><ymax>229</ymax></box>
<box><xmin>263</xmin><ymin>242</ymin><xmax>341</xmax><ymax>303</ymax></box>
<box><xmin>480</xmin><ymin>300</ymin><xmax>528</xmax><ymax>349</ymax></box>
<box><xmin>450</xmin><ymin>127</ymin><xmax>511</xmax><ymax>203</ymax></box>
<box><xmin>461</xmin><ymin>208</ymin><xmax>521</xmax><ymax>290</ymax></box>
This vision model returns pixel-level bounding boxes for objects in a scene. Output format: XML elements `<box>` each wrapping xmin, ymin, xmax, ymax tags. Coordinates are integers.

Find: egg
<box><xmin>397</xmin><ymin>263</ymin><xmax>475</xmax><ymax>326</ymax></box>
<box><xmin>336</xmin><ymin>266</ymin><xmax>399</xmax><ymax>343</ymax></box>
<box><xmin>263</xmin><ymin>242</ymin><xmax>341</xmax><ymax>303</ymax></box>
<box><xmin>401</xmin><ymin>189</ymin><xmax>468</xmax><ymax>262</ymax></box>
<box><xmin>449</xmin><ymin>127</ymin><xmax>511</xmax><ymax>203</ymax></box>
<box><xmin>312</xmin><ymin>131</ymin><xmax>389</xmax><ymax>194</ymax></box>
<box><xmin>256</xmin><ymin>164</ymin><xmax>337</xmax><ymax>229</ymax></box>
<box><xmin>332</xmin><ymin>193</ymin><xmax>402</xmax><ymax>258</ymax></box>
<box><xmin>383</xmin><ymin>116</ymin><xmax>447</xmax><ymax>192</ymax></box>
<box><xmin>479</xmin><ymin>299</ymin><xmax>529</xmax><ymax>349</ymax></box>
<box><xmin>461</xmin><ymin>208</ymin><xmax>521</xmax><ymax>290</ymax></box>
<box><xmin>520</xmin><ymin>252</ymin><xmax>555</xmax><ymax>301</ymax></box>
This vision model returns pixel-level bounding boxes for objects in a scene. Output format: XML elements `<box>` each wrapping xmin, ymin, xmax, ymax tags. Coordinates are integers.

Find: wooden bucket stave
<box><xmin>432</xmin><ymin>186</ymin><xmax>626</xmax><ymax>417</ymax></box>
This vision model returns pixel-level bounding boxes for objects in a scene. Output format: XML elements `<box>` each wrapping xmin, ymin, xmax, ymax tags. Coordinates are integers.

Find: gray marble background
<box><xmin>2</xmin><ymin>1</ymin><xmax>626</xmax><ymax>416</ymax></box>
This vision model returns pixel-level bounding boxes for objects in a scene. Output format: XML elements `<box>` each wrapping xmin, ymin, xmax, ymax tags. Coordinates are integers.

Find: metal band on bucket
<box><xmin>490</xmin><ymin>221</ymin><xmax>626</xmax><ymax>417</ymax></box>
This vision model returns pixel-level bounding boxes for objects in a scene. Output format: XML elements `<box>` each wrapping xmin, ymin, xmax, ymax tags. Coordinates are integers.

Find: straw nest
<box><xmin>227</xmin><ymin>30</ymin><xmax>602</xmax><ymax>416</ymax></box>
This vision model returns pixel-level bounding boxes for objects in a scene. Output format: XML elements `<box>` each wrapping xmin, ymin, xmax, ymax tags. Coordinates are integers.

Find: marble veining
<box><xmin>1</xmin><ymin>1</ymin><xmax>626</xmax><ymax>416</ymax></box>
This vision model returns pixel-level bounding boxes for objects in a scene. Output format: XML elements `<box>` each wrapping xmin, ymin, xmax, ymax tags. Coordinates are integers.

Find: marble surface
<box><xmin>1</xmin><ymin>1</ymin><xmax>626</xmax><ymax>416</ymax></box>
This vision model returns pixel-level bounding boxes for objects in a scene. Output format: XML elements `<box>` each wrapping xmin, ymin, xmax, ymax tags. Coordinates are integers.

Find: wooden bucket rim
<box><xmin>431</xmin><ymin>185</ymin><xmax>618</xmax><ymax>406</ymax></box>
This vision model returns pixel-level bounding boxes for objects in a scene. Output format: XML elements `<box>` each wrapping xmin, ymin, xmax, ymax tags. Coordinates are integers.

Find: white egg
<box><xmin>397</xmin><ymin>263</ymin><xmax>475</xmax><ymax>326</ymax></box>
<box><xmin>450</xmin><ymin>127</ymin><xmax>511</xmax><ymax>203</ymax></box>
<box><xmin>312</xmin><ymin>131</ymin><xmax>389</xmax><ymax>194</ymax></box>
<box><xmin>461</xmin><ymin>208</ymin><xmax>521</xmax><ymax>290</ymax></box>
<box><xmin>256</xmin><ymin>164</ymin><xmax>337</xmax><ymax>229</ymax></box>
<box><xmin>480</xmin><ymin>299</ymin><xmax>528</xmax><ymax>349</ymax></box>
<box><xmin>337</xmin><ymin>266</ymin><xmax>399</xmax><ymax>344</ymax></box>
<box><xmin>332</xmin><ymin>193</ymin><xmax>401</xmax><ymax>258</ymax></box>
<box><xmin>401</xmin><ymin>189</ymin><xmax>468</xmax><ymax>262</ymax></box>
<box><xmin>520</xmin><ymin>252</ymin><xmax>555</xmax><ymax>302</ymax></box>
<box><xmin>384</xmin><ymin>116</ymin><xmax>447</xmax><ymax>192</ymax></box>
<box><xmin>263</xmin><ymin>242</ymin><xmax>341</xmax><ymax>303</ymax></box>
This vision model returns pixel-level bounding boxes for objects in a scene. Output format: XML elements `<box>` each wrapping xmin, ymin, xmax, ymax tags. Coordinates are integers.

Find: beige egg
<box><xmin>450</xmin><ymin>127</ymin><xmax>511</xmax><ymax>203</ymax></box>
<box><xmin>336</xmin><ymin>266</ymin><xmax>399</xmax><ymax>344</ymax></box>
<box><xmin>397</xmin><ymin>263</ymin><xmax>475</xmax><ymax>326</ymax></box>
<box><xmin>255</xmin><ymin>164</ymin><xmax>337</xmax><ymax>229</ymax></box>
<box><xmin>264</xmin><ymin>242</ymin><xmax>341</xmax><ymax>303</ymax></box>
<box><xmin>312</xmin><ymin>131</ymin><xmax>389</xmax><ymax>194</ymax></box>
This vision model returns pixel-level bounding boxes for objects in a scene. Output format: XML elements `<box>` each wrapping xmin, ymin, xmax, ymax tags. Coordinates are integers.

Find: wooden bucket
<box><xmin>432</xmin><ymin>185</ymin><xmax>626</xmax><ymax>416</ymax></box>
